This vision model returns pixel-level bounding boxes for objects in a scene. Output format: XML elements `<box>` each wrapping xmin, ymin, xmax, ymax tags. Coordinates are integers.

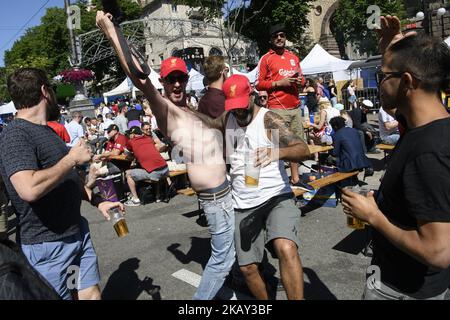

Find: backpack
<box><xmin>0</xmin><ymin>239</ymin><xmax>60</xmax><ymax>300</ymax></box>
<box><xmin>137</xmin><ymin>184</ymin><xmax>155</xmax><ymax>204</ymax></box>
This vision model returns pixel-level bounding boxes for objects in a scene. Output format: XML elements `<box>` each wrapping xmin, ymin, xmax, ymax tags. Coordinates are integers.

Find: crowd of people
<box><xmin>0</xmin><ymin>11</ymin><xmax>449</xmax><ymax>302</ymax></box>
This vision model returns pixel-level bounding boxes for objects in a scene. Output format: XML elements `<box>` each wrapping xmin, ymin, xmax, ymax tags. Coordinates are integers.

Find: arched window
<box><xmin>209</xmin><ymin>47</ymin><xmax>223</xmax><ymax>56</ymax></box>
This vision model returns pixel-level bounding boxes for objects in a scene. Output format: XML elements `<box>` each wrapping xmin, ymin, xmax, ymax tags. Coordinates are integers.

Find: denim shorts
<box><xmin>130</xmin><ymin>167</ymin><xmax>169</xmax><ymax>182</ymax></box>
<box><xmin>21</xmin><ymin>217</ymin><xmax>100</xmax><ymax>300</ymax></box>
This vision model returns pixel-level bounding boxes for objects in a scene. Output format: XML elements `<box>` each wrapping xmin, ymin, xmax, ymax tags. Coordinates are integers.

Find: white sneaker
<box><xmin>125</xmin><ymin>197</ymin><xmax>141</xmax><ymax>207</ymax></box>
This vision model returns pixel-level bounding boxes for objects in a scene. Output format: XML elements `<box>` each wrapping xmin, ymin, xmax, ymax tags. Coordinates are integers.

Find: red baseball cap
<box><xmin>160</xmin><ymin>57</ymin><xmax>188</xmax><ymax>78</ymax></box>
<box><xmin>223</xmin><ymin>75</ymin><xmax>251</xmax><ymax>111</ymax></box>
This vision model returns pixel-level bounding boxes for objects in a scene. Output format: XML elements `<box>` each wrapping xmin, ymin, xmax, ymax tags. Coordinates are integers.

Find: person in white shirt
<box><xmin>99</xmin><ymin>113</ymin><xmax>114</xmax><ymax>137</ymax></box>
<box><xmin>378</xmin><ymin>107</ymin><xmax>400</xmax><ymax>145</ymax></box>
<box><xmin>65</xmin><ymin>111</ymin><xmax>85</xmax><ymax>147</ymax></box>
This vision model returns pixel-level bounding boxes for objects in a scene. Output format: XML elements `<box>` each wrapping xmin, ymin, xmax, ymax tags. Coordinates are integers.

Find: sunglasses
<box><xmin>165</xmin><ymin>74</ymin><xmax>189</xmax><ymax>84</ymax></box>
<box><xmin>271</xmin><ymin>32</ymin><xmax>286</xmax><ymax>39</ymax></box>
<box><xmin>376</xmin><ymin>71</ymin><xmax>404</xmax><ymax>86</ymax></box>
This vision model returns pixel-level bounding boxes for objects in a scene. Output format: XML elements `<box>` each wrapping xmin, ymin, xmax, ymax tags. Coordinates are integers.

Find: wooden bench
<box><xmin>376</xmin><ymin>144</ymin><xmax>395</xmax><ymax>164</ymax></box>
<box><xmin>291</xmin><ymin>171</ymin><xmax>359</xmax><ymax>198</ymax></box>
<box><xmin>169</xmin><ymin>169</ymin><xmax>187</xmax><ymax>178</ymax></box>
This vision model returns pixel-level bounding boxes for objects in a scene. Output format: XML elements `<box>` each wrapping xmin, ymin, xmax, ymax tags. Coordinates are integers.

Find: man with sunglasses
<box><xmin>258</xmin><ymin>91</ymin><xmax>269</xmax><ymax>108</ymax></box>
<box><xmin>342</xmin><ymin>16</ymin><xmax>450</xmax><ymax>300</ymax></box>
<box><xmin>97</xmin><ymin>11</ymin><xmax>235</xmax><ymax>300</ymax></box>
<box><xmin>256</xmin><ymin>24</ymin><xmax>305</xmax><ymax>186</ymax></box>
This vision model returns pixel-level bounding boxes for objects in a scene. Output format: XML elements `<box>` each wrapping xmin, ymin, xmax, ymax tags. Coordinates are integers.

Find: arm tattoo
<box><xmin>264</xmin><ymin>111</ymin><xmax>304</xmax><ymax>148</ymax></box>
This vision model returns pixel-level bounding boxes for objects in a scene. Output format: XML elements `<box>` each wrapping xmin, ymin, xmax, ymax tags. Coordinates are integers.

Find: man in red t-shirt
<box><xmin>47</xmin><ymin>121</ymin><xmax>71</xmax><ymax>143</ymax></box>
<box><xmin>93</xmin><ymin>124</ymin><xmax>129</xmax><ymax>176</ymax></box>
<box><xmin>124</xmin><ymin>126</ymin><xmax>169</xmax><ymax>206</ymax></box>
<box><xmin>256</xmin><ymin>24</ymin><xmax>306</xmax><ymax>185</ymax></box>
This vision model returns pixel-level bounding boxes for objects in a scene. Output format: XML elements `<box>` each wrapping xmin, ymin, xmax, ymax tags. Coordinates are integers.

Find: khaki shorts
<box><xmin>270</xmin><ymin>108</ymin><xmax>304</xmax><ymax>141</ymax></box>
<box><xmin>234</xmin><ymin>193</ymin><xmax>301</xmax><ymax>266</ymax></box>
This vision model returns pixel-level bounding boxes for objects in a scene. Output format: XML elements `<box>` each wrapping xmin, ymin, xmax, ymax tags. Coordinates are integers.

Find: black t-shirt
<box><xmin>349</xmin><ymin>108</ymin><xmax>368</xmax><ymax>131</ymax></box>
<box><xmin>328</xmin><ymin>85</ymin><xmax>337</xmax><ymax>97</ymax></box>
<box><xmin>126</xmin><ymin>109</ymin><xmax>144</xmax><ymax>122</ymax></box>
<box><xmin>0</xmin><ymin>119</ymin><xmax>82</xmax><ymax>245</ymax></box>
<box><xmin>373</xmin><ymin>117</ymin><xmax>450</xmax><ymax>298</ymax></box>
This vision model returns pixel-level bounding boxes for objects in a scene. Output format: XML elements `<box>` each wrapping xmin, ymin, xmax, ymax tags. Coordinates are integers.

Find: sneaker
<box><xmin>125</xmin><ymin>198</ymin><xmax>141</xmax><ymax>207</ymax></box>
<box><xmin>367</xmin><ymin>148</ymin><xmax>382</xmax><ymax>154</ymax></box>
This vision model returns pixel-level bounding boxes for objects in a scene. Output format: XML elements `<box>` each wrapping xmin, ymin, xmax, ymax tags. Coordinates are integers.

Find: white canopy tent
<box><xmin>0</xmin><ymin>101</ymin><xmax>17</xmax><ymax>115</ymax></box>
<box><xmin>186</xmin><ymin>68</ymin><xmax>205</xmax><ymax>92</ymax></box>
<box><xmin>232</xmin><ymin>68</ymin><xmax>258</xmax><ymax>83</ymax></box>
<box><xmin>103</xmin><ymin>68</ymin><xmax>163</xmax><ymax>103</ymax></box>
<box><xmin>300</xmin><ymin>44</ymin><xmax>356</xmax><ymax>81</ymax></box>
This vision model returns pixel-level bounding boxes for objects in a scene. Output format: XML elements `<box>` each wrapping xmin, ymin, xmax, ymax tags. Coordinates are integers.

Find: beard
<box><xmin>235</xmin><ymin>106</ymin><xmax>254</xmax><ymax>127</ymax></box>
<box><xmin>46</xmin><ymin>89</ymin><xmax>60</xmax><ymax>121</ymax></box>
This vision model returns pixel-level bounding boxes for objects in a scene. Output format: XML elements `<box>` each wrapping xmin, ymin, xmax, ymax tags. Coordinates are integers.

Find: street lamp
<box><xmin>415</xmin><ymin>3</ymin><xmax>447</xmax><ymax>38</ymax></box>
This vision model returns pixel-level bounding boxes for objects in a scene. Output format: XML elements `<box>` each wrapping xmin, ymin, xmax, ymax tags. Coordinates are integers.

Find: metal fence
<box><xmin>341</xmin><ymin>87</ymin><xmax>380</xmax><ymax>111</ymax></box>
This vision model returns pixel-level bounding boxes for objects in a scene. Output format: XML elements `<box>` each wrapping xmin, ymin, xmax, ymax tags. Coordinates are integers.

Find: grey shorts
<box><xmin>130</xmin><ymin>166</ymin><xmax>169</xmax><ymax>182</ymax></box>
<box><xmin>234</xmin><ymin>193</ymin><xmax>301</xmax><ymax>266</ymax></box>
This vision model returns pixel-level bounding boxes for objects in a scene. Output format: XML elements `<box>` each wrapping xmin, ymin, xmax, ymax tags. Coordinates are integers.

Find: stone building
<box><xmin>134</xmin><ymin>0</ymin><xmax>258</xmax><ymax>71</ymax></box>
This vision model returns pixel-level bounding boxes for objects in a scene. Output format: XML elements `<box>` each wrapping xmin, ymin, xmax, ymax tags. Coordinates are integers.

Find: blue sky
<box><xmin>0</xmin><ymin>0</ymin><xmax>63</xmax><ymax>67</ymax></box>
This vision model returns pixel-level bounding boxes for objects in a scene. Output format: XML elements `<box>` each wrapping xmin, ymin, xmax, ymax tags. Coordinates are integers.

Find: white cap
<box><xmin>334</xmin><ymin>103</ymin><xmax>344</xmax><ymax>111</ymax></box>
<box><xmin>362</xmin><ymin>100</ymin><xmax>373</xmax><ymax>108</ymax></box>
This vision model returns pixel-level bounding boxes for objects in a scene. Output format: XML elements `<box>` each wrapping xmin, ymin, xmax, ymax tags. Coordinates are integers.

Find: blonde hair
<box><xmin>318</xmin><ymin>98</ymin><xmax>332</xmax><ymax>110</ymax></box>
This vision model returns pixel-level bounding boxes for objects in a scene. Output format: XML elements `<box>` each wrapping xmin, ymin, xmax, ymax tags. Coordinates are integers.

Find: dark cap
<box><xmin>106</xmin><ymin>124</ymin><xmax>119</xmax><ymax>133</ymax></box>
<box><xmin>269</xmin><ymin>23</ymin><xmax>286</xmax><ymax>36</ymax></box>
<box><xmin>129</xmin><ymin>126</ymin><xmax>142</xmax><ymax>135</ymax></box>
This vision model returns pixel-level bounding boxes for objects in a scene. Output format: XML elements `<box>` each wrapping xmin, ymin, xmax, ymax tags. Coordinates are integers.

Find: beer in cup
<box><xmin>244</xmin><ymin>150</ymin><xmax>261</xmax><ymax>188</ymax></box>
<box><xmin>345</xmin><ymin>186</ymin><xmax>370</xmax><ymax>230</ymax></box>
<box><xmin>111</xmin><ymin>209</ymin><xmax>129</xmax><ymax>238</ymax></box>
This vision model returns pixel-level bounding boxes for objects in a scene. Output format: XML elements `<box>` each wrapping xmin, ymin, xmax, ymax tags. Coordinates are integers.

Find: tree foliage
<box><xmin>331</xmin><ymin>0</ymin><xmax>406</xmax><ymax>57</ymax></box>
<box><xmin>1</xmin><ymin>0</ymin><xmax>141</xmax><ymax>100</ymax></box>
<box><xmin>175</xmin><ymin>0</ymin><xmax>313</xmax><ymax>62</ymax></box>
<box><xmin>234</xmin><ymin>0</ymin><xmax>314</xmax><ymax>59</ymax></box>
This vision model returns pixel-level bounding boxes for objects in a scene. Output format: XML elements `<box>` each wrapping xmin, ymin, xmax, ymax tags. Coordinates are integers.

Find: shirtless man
<box><xmin>96</xmin><ymin>11</ymin><xmax>234</xmax><ymax>300</ymax></box>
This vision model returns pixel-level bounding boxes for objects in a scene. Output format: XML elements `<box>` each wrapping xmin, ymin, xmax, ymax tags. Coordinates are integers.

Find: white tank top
<box><xmin>226</xmin><ymin>108</ymin><xmax>292</xmax><ymax>209</ymax></box>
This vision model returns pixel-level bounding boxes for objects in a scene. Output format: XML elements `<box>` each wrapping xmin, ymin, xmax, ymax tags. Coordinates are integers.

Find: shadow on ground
<box><xmin>332</xmin><ymin>229</ymin><xmax>371</xmax><ymax>255</ymax></box>
<box><xmin>102</xmin><ymin>257</ymin><xmax>162</xmax><ymax>300</ymax></box>
<box><xmin>167</xmin><ymin>237</ymin><xmax>211</xmax><ymax>269</ymax></box>
<box><xmin>304</xmin><ymin>267</ymin><xmax>337</xmax><ymax>300</ymax></box>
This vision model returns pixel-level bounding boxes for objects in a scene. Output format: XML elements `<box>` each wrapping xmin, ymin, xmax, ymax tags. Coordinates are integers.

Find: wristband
<box><xmin>90</xmin><ymin>192</ymin><xmax>106</xmax><ymax>208</ymax></box>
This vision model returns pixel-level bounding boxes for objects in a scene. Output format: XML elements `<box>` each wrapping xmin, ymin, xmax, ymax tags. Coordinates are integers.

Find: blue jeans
<box><xmin>382</xmin><ymin>134</ymin><xmax>400</xmax><ymax>145</ymax></box>
<box><xmin>193</xmin><ymin>193</ymin><xmax>235</xmax><ymax>300</ymax></box>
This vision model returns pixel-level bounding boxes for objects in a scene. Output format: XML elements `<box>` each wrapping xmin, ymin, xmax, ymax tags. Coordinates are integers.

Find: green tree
<box><xmin>235</xmin><ymin>0</ymin><xmax>314</xmax><ymax>59</ymax></box>
<box><xmin>2</xmin><ymin>0</ymin><xmax>141</xmax><ymax>97</ymax></box>
<box><xmin>331</xmin><ymin>0</ymin><xmax>406</xmax><ymax>57</ymax></box>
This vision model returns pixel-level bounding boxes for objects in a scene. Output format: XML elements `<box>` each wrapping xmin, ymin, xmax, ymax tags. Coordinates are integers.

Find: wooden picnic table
<box><xmin>308</xmin><ymin>145</ymin><xmax>334</xmax><ymax>154</ymax></box>
<box><xmin>109</xmin><ymin>155</ymin><xmax>130</xmax><ymax>162</ymax></box>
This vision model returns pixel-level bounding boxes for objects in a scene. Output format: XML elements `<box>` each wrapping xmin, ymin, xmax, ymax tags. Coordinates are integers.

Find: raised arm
<box><xmin>96</xmin><ymin>11</ymin><xmax>175</xmax><ymax>136</ymax></box>
<box><xmin>255</xmin><ymin>111</ymin><xmax>310</xmax><ymax>167</ymax></box>
<box><xmin>376</xmin><ymin>15</ymin><xmax>417</xmax><ymax>54</ymax></box>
